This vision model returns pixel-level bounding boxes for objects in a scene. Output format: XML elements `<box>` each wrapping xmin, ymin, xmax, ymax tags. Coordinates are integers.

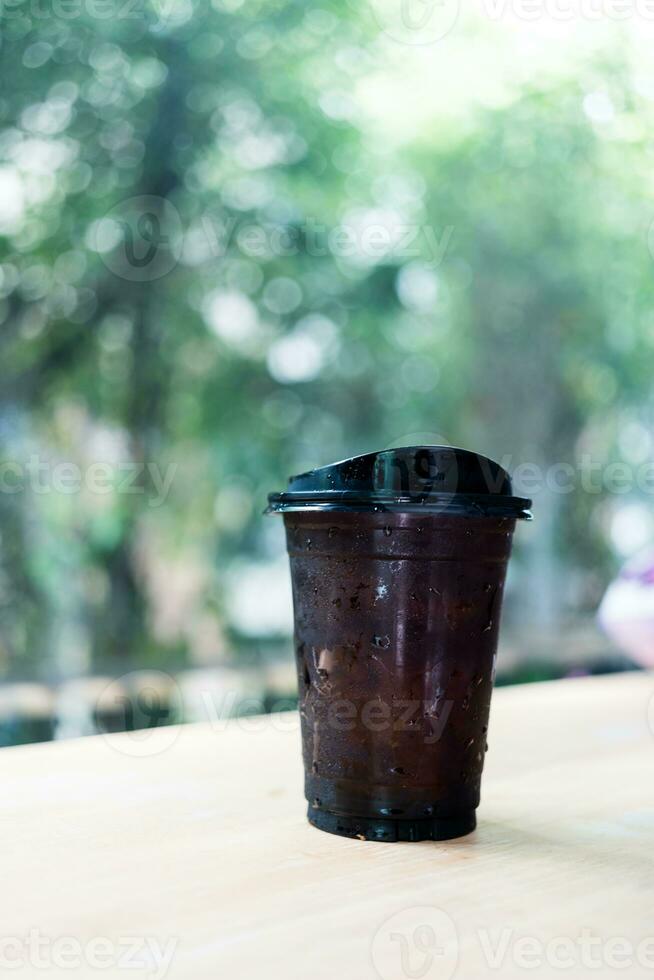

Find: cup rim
<box><xmin>265</xmin><ymin>489</ymin><xmax>532</xmax><ymax>519</ymax></box>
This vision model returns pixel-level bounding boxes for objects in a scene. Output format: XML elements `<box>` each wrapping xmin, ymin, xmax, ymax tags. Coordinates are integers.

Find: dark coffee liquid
<box><xmin>284</xmin><ymin>510</ymin><xmax>515</xmax><ymax>841</ymax></box>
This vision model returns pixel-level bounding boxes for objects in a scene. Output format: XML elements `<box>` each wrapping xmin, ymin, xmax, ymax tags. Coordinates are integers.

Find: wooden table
<box><xmin>1</xmin><ymin>672</ymin><xmax>653</xmax><ymax>979</ymax></box>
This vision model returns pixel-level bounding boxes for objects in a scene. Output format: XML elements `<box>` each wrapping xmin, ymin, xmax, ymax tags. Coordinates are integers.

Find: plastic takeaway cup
<box><xmin>266</xmin><ymin>446</ymin><xmax>531</xmax><ymax>842</ymax></box>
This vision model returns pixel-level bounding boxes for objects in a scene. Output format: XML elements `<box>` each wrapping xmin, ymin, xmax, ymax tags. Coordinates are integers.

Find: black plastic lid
<box><xmin>266</xmin><ymin>446</ymin><xmax>532</xmax><ymax>519</ymax></box>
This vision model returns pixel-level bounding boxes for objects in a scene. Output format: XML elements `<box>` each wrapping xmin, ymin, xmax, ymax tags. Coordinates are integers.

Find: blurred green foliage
<box><xmin>1</xmin><ymin>1</ymin><xmax>653</xmax><ymax>679</ymax></box>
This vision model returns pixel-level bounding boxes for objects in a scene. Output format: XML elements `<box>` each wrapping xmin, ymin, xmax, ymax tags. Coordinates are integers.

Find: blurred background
<box><xmin>1</xmin><ymin>0</ymin><xmax>654</xmax><ymax>745</ymax></box>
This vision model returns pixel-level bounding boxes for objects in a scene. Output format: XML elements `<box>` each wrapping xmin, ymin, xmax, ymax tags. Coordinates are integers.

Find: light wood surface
<box><xmin>1</xmin><ymin>671</ymin><xmax>653</xmax><ymax>979</ymax></box>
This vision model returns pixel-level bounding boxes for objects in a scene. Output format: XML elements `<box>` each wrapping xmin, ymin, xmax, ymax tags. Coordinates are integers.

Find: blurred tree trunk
<box><xmin>91</xmin><ymin>40</ymin><xmax>187</xmax><ymax>668</ymax></box>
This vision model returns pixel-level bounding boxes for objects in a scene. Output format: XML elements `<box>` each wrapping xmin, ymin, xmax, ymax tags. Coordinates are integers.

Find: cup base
<box><xmin>307</xmin><ymin>806</ymin><xmax>476</xmax><ymax>843</ymax></box>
